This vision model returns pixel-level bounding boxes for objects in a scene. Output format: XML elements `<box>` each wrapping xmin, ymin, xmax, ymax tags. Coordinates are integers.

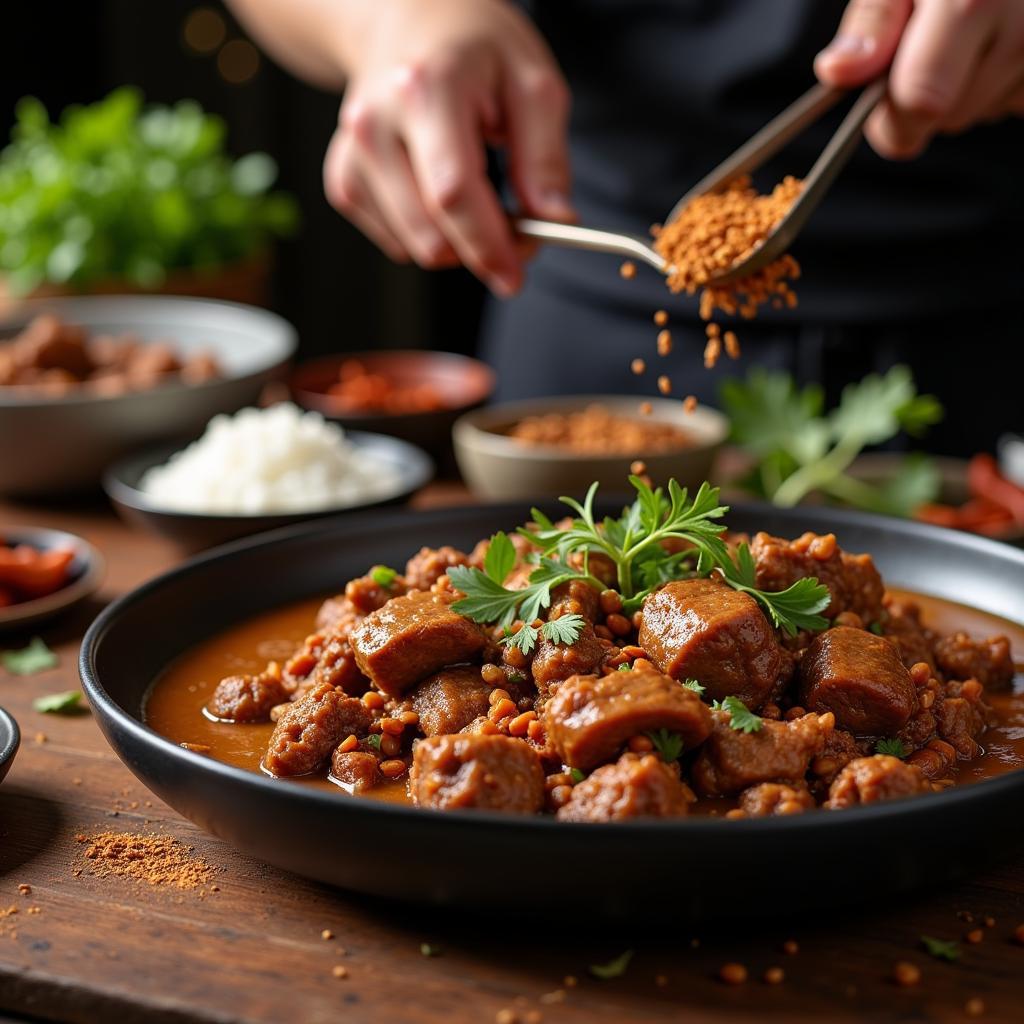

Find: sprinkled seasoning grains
<box><xmin>76</xmin><ymin>832</ymin><xmax>215</xmax><ymax>889</ymax></box>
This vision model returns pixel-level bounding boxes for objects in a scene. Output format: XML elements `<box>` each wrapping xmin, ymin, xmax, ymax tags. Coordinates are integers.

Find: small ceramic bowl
<box><xmin>0</xmin><ymin>526</ymin><xmax>105</xmax><ymax>631</ymax></box>
<box><xmin>104</xmin><ymin>430</ymin><xmax>435</xmax><ymax>552</ymax></box>
<box><xmin>289</xmin><ymin>350</ymin><xmax>495</xmax><ymax>467</ymax></box>
<box><xmin>453</xmin><ymin>395</ymin><xmax>728</xmax><ymax>500</ymax></box>
<box><xmin>0</xmin><ymin>708</ymin><xmax>19</xmax><ymax>785</ymax></box>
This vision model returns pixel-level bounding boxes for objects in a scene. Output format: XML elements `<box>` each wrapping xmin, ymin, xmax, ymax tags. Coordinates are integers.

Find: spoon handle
<box><xmin>513</xmin><ymin>217</ymin><xmax>667</xmax><ymax>273</ymax></box>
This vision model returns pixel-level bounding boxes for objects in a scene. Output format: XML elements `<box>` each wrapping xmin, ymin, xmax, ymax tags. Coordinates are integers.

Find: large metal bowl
<box><xmin>0</xmin><ymin>296</ymin><xmax>296</xmax><ymax>496</ymax></box>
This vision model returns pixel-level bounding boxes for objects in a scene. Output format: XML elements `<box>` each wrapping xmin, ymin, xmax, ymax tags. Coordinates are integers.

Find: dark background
<box><xmin>3</xmin><ymin>1</ymin><xmax>487</xmax><ymax>359</ymax></box>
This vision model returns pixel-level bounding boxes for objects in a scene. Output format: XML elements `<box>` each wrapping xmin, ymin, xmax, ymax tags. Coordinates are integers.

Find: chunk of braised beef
<box><xmin>410</xmin><ymin>665</ymin><xmax>494</xmax><ymax>736</ymax></box>
<box><xmin>351</xmin><ymin>590</ymin><xmax>488</xmax><ymax>695</ymax></box>
<box><xmin>638</xmin><ymin>577</ymin><xmax>785</xmax><ymax>708</ymax></box>
<box><xmin>345</xmin><ymin>572</ymin><xmax>408</xmax><ymax>615</ymax></box>
<box><xmin>809</xmin><ymin>727</ymin><xmax>865</xmax><ymax>788</ymax></box>
<box><xmin>934</xmin><ymin>632</ymin><xmax>1014</xmax><ymax>691</ymax></box>
<box><xmin>311</xmin><ymin>633</ymin><xmax>371</xmax><ymax>696</ymax></box>
<box><xmin>799</xmin><ymin>626</ymin><xmax>917</xmax><ymax>736</ymax></box>
<box><xmin>264</xmin><ymin>682</ymin><xmax>372</xmax><ymax>777</ymax></box>
<box><xmin>404</xmin><ymin>546</ymin><xmax>470</xmax><ymax>592</ymax></box>
<box><xmin>826</xmin><ymin>755</ymin><xmax>929</xmax><ymax>808</ymax></box>
<box><xmin>549</xmin><ymin>578</ymin><xmax>601</xmax><ymax>622</ymax></box>
<box><xmin>542</xmin><ymin>661</ymin><xmax>713</xmax><ymax>771</ymax></box>
<box><xmin>556</xmin><ymin>753</ymin><xmax>694</xmax><ymax>822</ymax></box>
<box><xmin>692</xmin><ymin>709</ymin><xmax>833</xmax><ymax>797</ymax></box>
<box><xmin>206</xmin><ymin>664</ymin><xmax>289</xmax><ymax>723</ymax></box>
<box><xmin>739</xmin><ymin>782</ymin><xmax>816</xmax><ymax>817</ymax></box>
<box><xmin>750</xmin><ymin>531</ymin><xmax>885</xmax><ymax>623</ymax></box>
<box><xmin>882</xmin><ymin>599</ymin><xmax>938</xmax><ymax>672</ymax></box>
<box><xmin>532</xmin><ymin>621</ymin><xmax>608</xmax><ymax>690</ymax></box>
<box><xmin>410</xmin><ymin>733</ymin><xmax>544</xmax><ymax>813</ymax></box>
<box><xmin>330</xmin><ymin>750</ymin><xmax>380</xmax><ymax>793</ymax></box>
<box><xmin>935</xmin><ymin>679</ymin><xmax>992</xmax><ymax>757</ymax></box>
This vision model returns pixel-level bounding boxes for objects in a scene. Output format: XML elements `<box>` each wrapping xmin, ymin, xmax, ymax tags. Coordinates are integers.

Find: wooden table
<box><xmin>1</xmin><ymin>491</ymin><xmax>1022</xmax><ymax>1024</ymax></box>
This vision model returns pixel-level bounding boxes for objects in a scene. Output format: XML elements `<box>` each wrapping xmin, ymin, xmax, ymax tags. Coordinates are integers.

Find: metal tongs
<box><xmin>515</xmin><ymin>79</ymin><xmax>886</xmax><ymax>283</ymax></box>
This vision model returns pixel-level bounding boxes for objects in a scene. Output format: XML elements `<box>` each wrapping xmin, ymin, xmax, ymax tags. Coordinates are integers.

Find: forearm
<box><xmin>226</xmin><ymin>0</ymin><xmax>375</xmax><ymax>90</ymax></box>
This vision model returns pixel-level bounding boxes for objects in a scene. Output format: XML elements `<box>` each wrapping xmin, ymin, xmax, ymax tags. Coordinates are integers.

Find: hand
<box><xmin>323</xmin><ymin>0</ymin><xmax>573</xmax><ymax>296</ymax></box>
<box><xmin>815</xmin><ymin>0</ymin><xmax>1024</xmax><ymax>159</ymax></box>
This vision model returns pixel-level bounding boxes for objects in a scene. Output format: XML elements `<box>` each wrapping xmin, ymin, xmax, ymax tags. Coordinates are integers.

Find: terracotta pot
<box><xmin>0</xmin><ymin>254</ymin><xmax>271</xmax><ymax>318</ymax></box>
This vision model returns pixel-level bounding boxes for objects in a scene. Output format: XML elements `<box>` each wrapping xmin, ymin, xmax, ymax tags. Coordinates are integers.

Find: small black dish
<box><xmin>0</xmin><ymin>526</ymin><xmax>105</xmax><ymax>632</ymax></box>
<box><xmin>80</xmin><ymin>502</ymin><xmax>1024</xmax><ymax>920</ymax></box>
<box><xmin>103</xmin><ymin>430</ymin><xmax>434</xmax><ymax>552</ymax></box>
<box><xmin>0</xmin><ymin>708</ymin><xmax>19</xmax><ymax>785</ymax></box>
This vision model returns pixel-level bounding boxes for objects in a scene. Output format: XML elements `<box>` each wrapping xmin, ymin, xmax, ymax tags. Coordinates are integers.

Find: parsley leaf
<box><xmin>32</xmin><ymin>690</ymin><xmax>85</xmax><ymax>715</ymax></box>
<box><xmin>712</xmin><ymin>696</ymin><xmax>763</xmax><ymax>734</ymax></box>
<box><xmin>483</xmin><ymin>532</ymin><xmax>517</xmax><ymax>584</ymax></box>
<box><xmin>617</xmin><ymin>663</ymin><xmax>632</xmax><ymax>672</ymax></box>
<box><xmin>681</xmin><ymin>678</ymin><xmax>705</xmax><ymax>695</ymax></box>
<box><xmin>869</xmin><ymin>620</ymin><xmax>884</xmax><ymax>636</ymax></box>
<box><xmin>569</xmin><ymin>768</ymin><xmax>586</xmax><ymax>784</ymax></box>
<box><xmin>721</xmin><ymin>365</ymin><xmax>942</xmax><ymax>516</ymax></box>
<box><xmin>365</xmin><ymin>734</ymin><xmax>382</xmax><ymax>751</ymax></box>
<box><xmin>920</xmin><ymin>936</ymin><xmax>960</xmax><ymax>962</ymax></box>
<box><xmin>647</xmin><ymin>729</ymin><xmax>685</xmax><ymax>762</ymax></box>
<box><xmin>2</xmin><ymin>637</ymin><xmax>58</xmax><ymax>675</ymax></box>
<box><xmin>503</xmin><ymin>623</ymin><xmax>539</xmax><ymax>656</ymax></box>
<box><xmin>875</xmin><ymin>737</ymin><xmax>909</xmax><ymax>758</ymax></box>
<box><xmin>589</xmin><ymin>950</ymin><xmax>633</xmax><ymax>980</ymax></box>
<box><xmin>371</xmin><ymin>565</ymin><xmax>397</xmax><ymax>589</ymax></box>
<box><xmin>541</xmin><ymin>614</ymin><xmax>585</xmax><ymax>646</ymax></box>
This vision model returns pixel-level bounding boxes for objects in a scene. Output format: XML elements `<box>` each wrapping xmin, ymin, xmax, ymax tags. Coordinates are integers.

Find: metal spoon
<box><xmin>514</xmin><ymin>78</ymin><xmax>886</xmax><ymax>283</ymax></box>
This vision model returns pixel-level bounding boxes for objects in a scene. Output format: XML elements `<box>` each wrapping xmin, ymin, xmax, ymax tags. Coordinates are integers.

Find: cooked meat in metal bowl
<box><xmin>146</xmin><ymin>477</ymin><xmax>1024</xmax><ymax>820</ymax></box>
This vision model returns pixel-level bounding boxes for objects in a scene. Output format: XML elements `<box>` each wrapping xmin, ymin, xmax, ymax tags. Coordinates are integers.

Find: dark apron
<box><xmin>483</xmin><ymin>0</ymin><xmax>1024</xmax><ymax>454</ymax></box>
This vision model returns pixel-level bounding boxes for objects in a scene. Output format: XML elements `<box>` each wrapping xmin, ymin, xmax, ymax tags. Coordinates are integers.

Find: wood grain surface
<box><xmin>1</xmin><ymin>492</ymin><xmax>1023</xmax><ymax>1024</ymax></box>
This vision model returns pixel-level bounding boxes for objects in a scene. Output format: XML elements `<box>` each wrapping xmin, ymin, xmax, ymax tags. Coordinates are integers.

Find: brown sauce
<box><xmin>145</xmin><ymin>589</ymin><xmax>1024</xmax><ymax>811</ymax></box>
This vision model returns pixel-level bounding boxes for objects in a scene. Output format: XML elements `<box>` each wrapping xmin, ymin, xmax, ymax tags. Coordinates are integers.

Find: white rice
<box><xmin>139</xmin><ymin>403</ymin><xmax>399</xmax><ymax>515</ymax></box>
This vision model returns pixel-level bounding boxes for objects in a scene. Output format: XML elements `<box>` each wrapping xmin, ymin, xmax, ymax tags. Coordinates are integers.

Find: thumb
<box><xmin>815</xmin><ymin>0</ymin><xmax>912</xmax><ymax>87</ymax></box>
<box><xmin>503</xmin><ymin>63</ymin><xmax>575</xmax><ymax>222</ymax></box>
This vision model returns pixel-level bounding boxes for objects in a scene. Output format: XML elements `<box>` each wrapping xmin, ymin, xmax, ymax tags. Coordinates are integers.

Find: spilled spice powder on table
<box><xmin>75</xmin><ymin>831</ymin><xmax>215</xmax><ymax>889</ymax></box>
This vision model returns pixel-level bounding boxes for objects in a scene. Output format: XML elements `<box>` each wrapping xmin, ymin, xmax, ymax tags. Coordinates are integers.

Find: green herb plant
<box><xmin>875</xmin><ymin>737</ymin><xmax>909</xmax><ymax>758</ymax></box>
<box><xmin>448</xmin><ymin>478</ymin><xmax>830</xmax><ymax>651</ymax></box>
<box><xmin>0</xmin><ymin>88</ymin><xmax>298</xmax><ymax>293</ymax></box>
<box><xmin>712</xmin><ymin>696</ymin><xmax>763</xmax><ymax>734</ymax></box>
<box><xmin>589</xmin><ymin>950</ymin><xmax>633</xmax><ymax>980</ymax></box>
<box><xmin>1</xmin><ymin>637</ymin><xmax>58</xmax><ymax>675</ymax></box>
<box><xmin>32</xmin><ymin>690</ymin><xmax>85</xmax><ymax>715</ymax></box>
<box><xmin>920</xmin><ymin>936</ymin><xmax>960</xmax><ymax>962</ymax></box>
<box><xmin>721</xmin><ymin>365</ymin><xmax>943</xmax><ymax>517</ymax></box>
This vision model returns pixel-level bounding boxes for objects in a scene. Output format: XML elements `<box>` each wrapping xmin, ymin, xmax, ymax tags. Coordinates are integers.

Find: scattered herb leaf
<box><xmin>589</xmin><ymin>949</ymin><xmax>634</xmax><ymax>980</ymax></box>
<box><xmin>420</xmin><ymin>943</ymin><xmax>441</xmax><ymax>957</ymax></box>
<box><xmin>712</xmin><ymin>696</ymin><xmax>763</xmax><ymax>734</ymax></box>
<box><xmin>681</xmin><ymin>678</ymin><xmax>705</xmax><ymax>695</ymax></box>
<box><xmin>721</xmin><ymin>365</ymin><xmax>943</xmax><ymax>516</ymax></box>
<box><xmin>647</xmin><ymin>729</ymin><xmax>685</xmax><ymax>762</ymax></box>
<box><xmin>920</xmin><ymin>936</ymin><xmax>960</xmax><ymax>962</ymax></box>
<box><xmin>541</xmin><ymin>614</ymin><xmax>585</xmax><ymax>646</ymax></box>
<box><xmin>483</xmin><ymin>532</ymin><xmax>517</xmax><ymax>585</ymax></box>
<box><xmin>32</xmin><ymin>690</ymin><xmax>85</xmax><ymax>715</ymax></box>
<box><xmin>617</xmin><ymin>663</ymin><xmax>632</xmax><ymax>672</ymax></box>
<box><xmin>2</xmin><ymin>637</ymin><xmax>58</xmax><ymax>675</ymax></box>
<box><xmin>371</xmin><ymin>565</ymin><xmax>398</xmax><ymax>589</ymax></box>
<box><xmin>502</xmin><ymin>623</ymin><xmax>539</xmax><ymax>657</ymax></box>
<box><xmin>875</xmin><ymin>737</ymin><xmax>909</xmax><ymax>758</ymax></box>
<box><xmin>365</xmin><ymin>734</ymin><xmax>382</xmax><ymax>751</ymax></box>
<box><xmin>569</xmin><ymin>768</ymin><xmax>585</xmax><ymax>784</ymax></box>
<box><xmin>869</xmin><ymin>621</ymin><xmax>884</xmax><ymax>636</ymax></box>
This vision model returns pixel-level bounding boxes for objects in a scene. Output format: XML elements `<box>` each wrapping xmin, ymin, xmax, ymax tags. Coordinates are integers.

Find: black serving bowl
<box><xmin>80</xmin><ymin>504</ymin><xmax>1024</xmax><ymax>920</ymax></box>
<box><xmin>0</xmin><ymin>526</ymin><xmax>105</xmax><ymax>631</ymax></box>
<box><xmin>0</xmin><ymin>708</ymin><xmax>19</xmax><ymax>785</ymax></box>
<box><xmin>103</xmin><ymin>430</ymin><xmax>434</xmax><ymax>552</ymax></box>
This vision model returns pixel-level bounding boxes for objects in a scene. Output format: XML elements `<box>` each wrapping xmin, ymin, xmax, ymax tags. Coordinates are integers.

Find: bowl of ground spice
<box><xmin>453</xmin><ymin>395</ymin><xmax>727</xmax><ymax>500</ymax></box>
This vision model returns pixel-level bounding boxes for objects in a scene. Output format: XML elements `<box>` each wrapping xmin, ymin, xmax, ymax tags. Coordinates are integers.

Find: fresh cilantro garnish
<box><xmin>712</xmin><ymin>696</ymin><xmax>763</xmax><ymax>734</ymax></box>
<box><xmin>371</xmin><ymin>565</ymin><xmax>398</xmax><ymax>589</ymax></box>
<box><xmin>681</xmin><ymin>678</ymin><xmax>705</xmax><ymax>694</ymax></box>
<box><xmin>869</xmin><ymin>621</ymin><xmax>884</xmax><ymax>636</ymax></box>
<box><xmin>450</xmin><ymin>479</ymin><xmax>830</xmax><ymax>640</ymax></box>
<box><xmin>589</xmin><ymin>950</ymin><xmax>633</xmax><ymax>980</ymax></box>
<box><xmin>721</xmin><ymin>365</ymin><xmax>943</xmax><ymax>516</ymax></box>
<box><xmin>920</xmin><ymin>936</ymin><xmax>960</xmax><ymax>962</ymax></box>
<box><xmin>569</xmin><ymin>768</ymin><xmax>585</xmax><ymax>784</ymax></box>
<box><xmin>501</xmin><ymin>614</ymin><xmax>587</xmax><ymax>656</ymax></box>
<box><xmin>420</xmin><ymin>943</ymin><xmax>441</xmax><ymax>957</ymax></box>
<box><xmin>32</xmin><ymin>690</ymin><xmax>85</xmax><ymax>715</ymax></box>
<box><xmin>2</xmin><ymin>637</ymin><xmax>58</xmax><ymax>676</ymax></box>
<box><xmin>718</xmin><ymin>541</ymin><xmax>830</xmax><ymax>637</ymax></box>
<box><xmin>365</xmin><ymin>734</ymin><xmax>382</xmax><ymax>751</ymax></box>
<box><xmin>617</xmin><ymin>663</ymin><xmax>632</xmax><ymax>672</ymax></box>
<box><xmin>876</xmin><ymin>737</ymin><xmax>909</xmax><ymax>758</ymax></box>
<box><xmin>647</xmin><ymin>729</ymin><xmax>685</xmax><ymax>762</ymax></box>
